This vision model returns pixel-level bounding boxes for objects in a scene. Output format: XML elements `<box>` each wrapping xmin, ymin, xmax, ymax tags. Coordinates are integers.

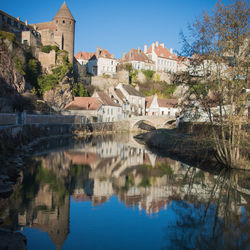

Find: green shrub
<box><xmin>0</xmin><ymin>31</ymin><xmax>15</xmax><ymax>42</ymax></box>
<box><xmin>14</xmin><ymin>57</ymin><xmax>26</xmax><ymax>76</ymax></box>
<box><xmin>142</xmin><ymin>70</ymin><xmax>155</xmax><ymax>80</ymax></box>
<box><xmin>72</xmin><ymin>83</ymin><xmax>89</xmax><ymax>97</ymax></box>
<box><xmin>41</xmin><ymin>45</ymin><xmax>59</xmax><ymax>53</ymax></box>
<box><xmin>25</xmin><ymin>58</ymin><xmax>41</xmax><ymax>88</ymax></box>
<box><xmin>38</xmin><ymin>74</ymin><xmax>58</xmax><ymax>95</ymax></box>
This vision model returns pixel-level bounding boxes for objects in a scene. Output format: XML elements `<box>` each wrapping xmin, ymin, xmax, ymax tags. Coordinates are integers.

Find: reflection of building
<box><xmin>18</xmin><ymin>185</ymin><xmax>70</xmax><ymax>250</ymax></box>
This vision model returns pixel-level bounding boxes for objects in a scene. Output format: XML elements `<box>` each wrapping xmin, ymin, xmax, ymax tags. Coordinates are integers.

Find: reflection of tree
<box><xmin>163</xmin><ymin>169</ymin><xmax>250</xmax><ymax>249</ymax></box>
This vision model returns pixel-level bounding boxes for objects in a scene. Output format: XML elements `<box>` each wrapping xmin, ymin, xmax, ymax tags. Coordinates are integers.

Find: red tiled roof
<box><xmin>147</xmin><ymin>43</ymin><xmax>178</xmax><ymax>60</ymax></box>
<box><xmin>64</xmin><ymin>97</ymin><xmax>102</xmax><ymax>110</ymax></box>
<box><xmin>123</xmin><ymin>48</ymin><xmax>154</xmax><ymax>64</ymax></box>
<box><xmin>75</xmin><ymin>52</ymin><xmax>95</xmax><ymax>60</ymax></box>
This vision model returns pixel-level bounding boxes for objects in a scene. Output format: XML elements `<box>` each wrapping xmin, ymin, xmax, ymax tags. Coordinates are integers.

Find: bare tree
<box><xmin>180</xmin><ymin>0</ymin><xmax>249</xmax><ymax>169</ymax></box>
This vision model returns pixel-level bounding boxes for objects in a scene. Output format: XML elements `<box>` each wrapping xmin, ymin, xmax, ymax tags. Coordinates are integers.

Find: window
<box><xmin>62</xmin><ymin>20</ymin><xmax>65</xmax><ymax>24</ymax></box>
<box><xmin>56</xmin><ymin>20</ymin><xmax>58</xmax><ymax>23</ymax></box>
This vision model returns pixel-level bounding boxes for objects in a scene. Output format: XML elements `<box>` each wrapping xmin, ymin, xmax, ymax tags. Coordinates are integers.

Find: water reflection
<box><xmin>0</xmin><ymin>134</ymin><xmax>249</xmax><ymax>250</ymax></box>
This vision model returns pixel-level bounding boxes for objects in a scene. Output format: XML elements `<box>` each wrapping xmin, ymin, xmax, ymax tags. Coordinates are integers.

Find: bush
<box><xmin>38</xmin><ymin>74</ymin><xmax>58</xmax><ymax>95</ymax></box>
<box><xmin>14</xmin><ymin>57</ymin><xmax>26</xmax><ymax>76</ymax></box>
<box><xmin>72</xmin><ymin>83</ymin><xmax>89</xmax><ymax>97</ymax></box>
<box><xmin>41</xmin><ymin>45</ymin><xmax>59</xmax><ymax>53</ymax></box>
<box><xmin>0</xmin><ymin>31</ymin><xmax>15</xmax><ymax>42</ymax></box>
<box><xmin>25</xmin><ymin>58</ymin><xmax>41</xmax><ymax>88</ymax></box>
<box><xmin>142</xmin><ymin>70</ymin><xmax>155</xmax><ymax>81</ymax></box>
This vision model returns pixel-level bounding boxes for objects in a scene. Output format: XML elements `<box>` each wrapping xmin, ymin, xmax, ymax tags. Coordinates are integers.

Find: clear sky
<box><xmin>1</xmin><ymin>0</ymin><xmax>219</xmax><ymax>58</ymax></box>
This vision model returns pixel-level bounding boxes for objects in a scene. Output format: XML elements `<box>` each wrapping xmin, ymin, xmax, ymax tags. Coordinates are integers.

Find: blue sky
<box><xmin>1</xmin><ymin>0</ymin><xmax>219</xmax><ymax>58</ymax></box>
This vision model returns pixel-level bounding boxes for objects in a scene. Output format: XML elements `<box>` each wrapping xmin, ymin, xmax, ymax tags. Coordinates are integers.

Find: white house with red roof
<box><xmin>64</xmin><ymin>92</ymin><xmax>122</xmax><ymax>122</ymax></box>
<box><xmin>121</xmin><ymin>48</ymin><xmax>155</xmax><ymax>71</ymax></box>
<box><xmin>75</xmin><ymin>47</ymin><xmax>118</xmax><ymax>76</ymax></box>
<box><xmin>75</xmin><ymin>52</ymin><xmax>95</xmax><ymax>67</ymax></box>
<box><xmin>144</xmin><ymin>41</ymin><xmax>178</xmax><ymax>73</ymax></box>
<box><xmin>145</xmin><ymin>94</ymin><xmax>178</xmax><ymax>117</ymax></box>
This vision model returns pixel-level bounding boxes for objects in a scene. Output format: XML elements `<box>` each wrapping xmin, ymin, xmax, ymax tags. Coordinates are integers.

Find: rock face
<box><xmin>43</xmin><ymin>75</ymin><xmax>73</xmax><ymax>111</ymax></box>
<box><xmin>0</xmin><ymin>40</ymin><xmax>26</xmax><ymax>103</ymax></box>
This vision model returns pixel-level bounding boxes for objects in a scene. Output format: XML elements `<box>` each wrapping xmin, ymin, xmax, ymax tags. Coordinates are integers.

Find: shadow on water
<box><xmin>0</xmin><ymin>134</ymin><xmax>249</xmax><ymax>249</ymax></box>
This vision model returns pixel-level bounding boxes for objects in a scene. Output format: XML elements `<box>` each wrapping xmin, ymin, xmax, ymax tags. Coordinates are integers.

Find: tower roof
<box><xmin>53</xmin><ymin>2</ymin><xmax>75</xmax><ymax>21</ymax></box>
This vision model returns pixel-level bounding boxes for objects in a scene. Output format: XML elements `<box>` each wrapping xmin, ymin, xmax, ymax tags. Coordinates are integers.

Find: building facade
<box><xmin>145</xmin><ymin>41</ymin><xmax>178</xmax><ymax>73</ymax></box>
<box><xmin>120</xmin><ymin>48</ymin><xmax>155</xmax><ymax>71</ymax></box>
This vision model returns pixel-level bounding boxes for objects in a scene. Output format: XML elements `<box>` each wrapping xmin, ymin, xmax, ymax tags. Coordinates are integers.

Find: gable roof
<box><xmin>114</xmin><ymin>89</ymin><xmax>126</xmax><ymax>102</ymax></box>
<box><xmin>75</xmin><ymin>52</ymin><xmax>95</xmax><ymax>60</ymax></box>
<box><xmin>53</xmin><ymin>2</ymin><xmax>75</xmax><ymax>21</ymax></box>
<box><xmin>146</xmin><ymin>95</ymin><xmax>178</xmax><ymax>108</ymax></box>
<box><xmin>122</xmin><ymin>84</ymin><xmax>144</xmax><ymax>97</ymax></box>
<box><xmin>95</xmin><ymin>92</ymin><xmax>121</xmax><ymax>107</ymax></box>
<box><xmin>147</xmin><ymin>43</ymin><xmax>178</xmax><ymax>61</ymax></box>
<box><xmin>64</xmin><ymin>97</ymin><xmax>102</xmax><ymax>111</ymax></box>
<box><xmin>123</xmin><ymin>48</ymin><xmax>154</xmax><ymax>64</ymax></box>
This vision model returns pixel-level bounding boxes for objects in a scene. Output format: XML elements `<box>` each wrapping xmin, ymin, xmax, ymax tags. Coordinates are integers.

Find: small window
<box><xmin>56</xmin><ymin>20</ymin><xmax>58</xmax><ymax>23</ymax></box>
<box><xmin>62</xmin><ymin>20</ymin><xmax>65</xmax><ymax>24</ymax></box>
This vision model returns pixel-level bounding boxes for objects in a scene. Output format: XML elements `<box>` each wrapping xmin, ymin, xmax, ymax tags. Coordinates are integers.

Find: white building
<box><xmin>121</xmin><ymin>48</ymin><xmax>155</xmax><ymax>71</ymax></box>
<box><xmin>75</xmin><ymin>51</ymin><xmax>95</xmax><ymax>67</ymax></box>
<box><xmin>146</xmin><ymin>94</ymin><xmax>178</xmax><ymax>117</ymax></box>
<box><xmin>64</xmin><ymin>93</ymin><xmax>122</xmax><ymax>123</ymax></box>
<box><xmin>116</xmin><ymin>83</ymin><xmax>146</xmax><ymax>117</ymax></box>
<box><xmin>145</xmin><ymin>41</ymin><xmax>178</xmax><ymax>73</ymax></box>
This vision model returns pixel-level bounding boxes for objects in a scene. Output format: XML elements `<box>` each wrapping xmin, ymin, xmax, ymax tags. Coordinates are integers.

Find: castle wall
<box><xmin>38</xmin><ymin>50</ymin><xmax>56</xmax><ymax>70</ymax></box>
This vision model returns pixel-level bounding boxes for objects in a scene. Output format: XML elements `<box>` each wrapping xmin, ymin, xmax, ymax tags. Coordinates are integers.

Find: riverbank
<box><xmin>134</xmin><ymin>128</ymin><xmax>220</xmax><ymax>171</ymax></box>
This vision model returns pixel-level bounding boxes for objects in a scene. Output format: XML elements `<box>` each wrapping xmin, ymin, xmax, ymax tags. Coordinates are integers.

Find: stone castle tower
<box><xmin>32</xmin><ymin>2</ymin><xmax>75</xmax><ymax>63</ymax></box>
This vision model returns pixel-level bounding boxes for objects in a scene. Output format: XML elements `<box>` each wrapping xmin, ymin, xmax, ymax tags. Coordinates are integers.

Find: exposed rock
<box><xmin>43</xmin><ymin>78</ymin><xmax>73</xmax><ymax>112</ymax></box>
<box><xmin>0</xmin><ymin>41</ymin><xmax>26</xmax><ymax>97</ymax></box>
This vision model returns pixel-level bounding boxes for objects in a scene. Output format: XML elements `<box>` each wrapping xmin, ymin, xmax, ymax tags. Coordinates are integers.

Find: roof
<box><xmin>53</xmin><ymin>2</ymin><xmax>75</xmax><ymax>21</ymax></box>
<box><xmin>122</xmin><ymin>84</ymin><xmax>144</xmax><ymax>97</ymax></box>
<box><xmin>96</xmin><ymin>92</ymin><xmax>121</xmax><ymax>107</ymax></box>
<box><xmin>32</xmin><ymin>22</ymin><xmax>57</xmax><ymax>31</ymax></box>
<box><xmin>64</xmin><ymin>97</ymin><xmax>102</xmax><ymax>110</ymax></box>
<box><xmin>147</xmin><ymin>43</ymin><xmax>178</xmax><ymax>61</ymax></box>
<box><xmin>114</xmin><ymin>89</ymin><xmax>126</xmax><ymax>101</ymax></box>
<box><xmin>123</xmin><ymin>48</ymin><xmax>154</xmax><ymax>64</ymax></box>
<box><xmin>146</xmin><ymin>96</ymin><xmax>178</xmax><ymax>108</ymax></box>
<box><xmin>75</xmin><ymin>52</ymin><xmax>95</xmax><ymax>60</ymax></box>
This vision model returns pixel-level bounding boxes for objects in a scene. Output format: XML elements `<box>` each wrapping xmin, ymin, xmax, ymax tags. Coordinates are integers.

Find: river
<box><xmin>0</xmin><ymin>133</ymin><xmax>249</xmax><ymax>250</ymax></box>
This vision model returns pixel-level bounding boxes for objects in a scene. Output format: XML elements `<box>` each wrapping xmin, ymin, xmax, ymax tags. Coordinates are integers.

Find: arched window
<box><xmin>62</xmin><ymin>20</ymin><xmax>65</xmax><ymax>24</ymax></box>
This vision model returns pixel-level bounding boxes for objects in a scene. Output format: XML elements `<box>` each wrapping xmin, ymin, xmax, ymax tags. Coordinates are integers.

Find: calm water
<box><xmin>0</xmin><ymin>134</ymin><xmax>249</xmax><ymax>250</ymax></box>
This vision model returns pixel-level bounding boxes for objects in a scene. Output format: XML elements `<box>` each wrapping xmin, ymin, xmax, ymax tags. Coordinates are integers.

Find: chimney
<box><xmin>156</xmin><ymin>41</ymin><xmax>159</xmax><ymax>47</ymax></box>
<box><xmin>152</xmin><ymin>42</ymin><xmax>155</xmax><ymax>51</ymax></box>
<box><xmin>135</xmin><ymin>84</ymin><xmax>140</xmax><ymax>92</ymax></box>
<box><xmin>144</xmin><ymin>44</ymin><xmax>147</xmax><ymax>53</ymax></box>
<box><xmin>16</xmin><ymin>17</ymin><xmax>20</xmax><ymax>21</ymax></box>
<box><xmin>96</xmin><ymin>46</ymin><xmax>101</xmax><ymax>57</ymax></box>
<box><xmin>137</xmin><ymin>46</ymin><xmax>141</xmax><ymax>52</ymax></box>
<box><xmin>122</xmin><ymin>51</ymin><xmax>126</xmax><ymax>60</ymax></box>
<box><xmin>160</xmin><ymin>43</ymin><xmax>164</xmax><ymax>48</ymax></box>
<box><xmin>170</xmin><ymin>48</ymin><xmax>173</xmax><ymax>54</ymax></box>
<box><xmin>25</xmin><ymin>20</ymin><xmax>28</xmax><ymax>25</ymax></box>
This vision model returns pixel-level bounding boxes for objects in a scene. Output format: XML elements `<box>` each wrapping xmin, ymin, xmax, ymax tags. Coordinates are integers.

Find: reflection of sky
<box><xmin>22</xmin><ymin>196</ymin><xmax>248</xmax><ymax>250</ymax></box>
